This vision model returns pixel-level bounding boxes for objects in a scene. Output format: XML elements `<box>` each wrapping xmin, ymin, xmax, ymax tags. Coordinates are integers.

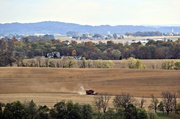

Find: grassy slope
<box><xmin>157</xmin><ymin>113</ymin><xmax>180</xmax><ymax>119</ymax></box>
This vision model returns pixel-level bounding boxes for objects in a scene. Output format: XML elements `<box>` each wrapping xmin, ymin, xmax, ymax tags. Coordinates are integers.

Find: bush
<box><xmin>148</xmin><ymin>112</ymin><xmax>157</xmax><ymax>119</ymax></box>
<box><xmin>137</xmin><ymin>108</ymin><xmax>148</xmax><ymax>119</ymax></box>
<box><xmin>49</xmin><ymin>61</ymin><xmax>55</xmax><ymax>67</ymax></box>
<box><xmin>174</xmin><ymin>61</ymin><xmax>180</xmax><ymax>70</ymax></box>
<box><xmin>127</xmin><ymin>57</ymin><xmax>146</xmax><ymax>69</ymax></box>
<box><xmin>102</xmin><ymin>108</ymin><xmax>116</xmax><ymax>119</ymax></box>
<box><xmin>161</xmin><ymin>61</ymin><xmax>175</xmax><ymax>70</ymax></box>
<box><xmin>94</xmin><ymin>60</ymin><xmax>114</xmax><ymax>68</ymax></box>
<box><xmin>175</xmin><ymin>103</ymin><xmax>180</xmax><ymax>114</ymax></box>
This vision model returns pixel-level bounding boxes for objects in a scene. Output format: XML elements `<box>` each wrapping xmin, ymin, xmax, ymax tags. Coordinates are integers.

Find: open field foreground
<box><xmin>0</xmin><ymin>67</ymin><xmax>180</xmax><ymax>107</ymax></box>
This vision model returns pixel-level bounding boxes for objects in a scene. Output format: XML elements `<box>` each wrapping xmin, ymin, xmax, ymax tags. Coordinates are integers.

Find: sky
<box><xmin>0</xmin><ymin>0</ymin><xmax>180</xmax><ymax>26</ymax></box>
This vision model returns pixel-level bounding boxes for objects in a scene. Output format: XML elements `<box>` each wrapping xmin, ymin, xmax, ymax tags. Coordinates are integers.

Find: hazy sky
<box><xmin>0</xmin><ymin>0</ymin><xmax>180</xmax><ymax>25</ymax></box>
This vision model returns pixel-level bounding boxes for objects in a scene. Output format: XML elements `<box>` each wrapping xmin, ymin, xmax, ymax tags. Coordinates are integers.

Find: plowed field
<box><xmin>0</xmin><ymin>67</ymin><xmax>179</xmax><ymax>107</ymax></box>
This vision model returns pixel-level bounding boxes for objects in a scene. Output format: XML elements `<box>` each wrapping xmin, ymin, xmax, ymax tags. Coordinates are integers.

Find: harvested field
<box><xmin>0</xmin><ymin>67</ymin><xmax>179</xmax><ymax>107</ymax></box>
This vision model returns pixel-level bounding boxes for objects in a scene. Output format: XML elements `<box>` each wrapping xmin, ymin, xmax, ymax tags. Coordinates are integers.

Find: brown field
<box><xmin>0</xmin><ymin>67</ymin><xmax>180</xmax><ymax>107</ymax></box>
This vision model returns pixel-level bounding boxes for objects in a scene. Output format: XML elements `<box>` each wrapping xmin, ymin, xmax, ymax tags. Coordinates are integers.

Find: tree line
<box><xmin>125</xmin><ymin>31</ymin><xmax>163</xmax><ymax>37</ymax></box>
<box><xmin>0</xmin><ymin>37</ymin><xmax>180</xmax><ymax>67</ymax></box>
<box><xmin>0</xmin><ymin>91</ymin><xmax>180</xmax><ymax>119</ymax></box>
<box><xmin>10</xmin><ymin>57</ymin><xmax>180</xmax><ymax>70</ymax></box>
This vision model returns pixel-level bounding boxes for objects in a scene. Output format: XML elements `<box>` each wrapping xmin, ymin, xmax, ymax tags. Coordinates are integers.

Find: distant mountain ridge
<box><xmin>0</xmin><ymin>21</ymin><xmax>180</xmax><ymax>34</ymax></box>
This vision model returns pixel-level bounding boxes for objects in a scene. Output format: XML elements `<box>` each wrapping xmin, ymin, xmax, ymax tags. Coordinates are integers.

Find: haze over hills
<box><xmin>0</xmin><ymin>21</ymin><xmax>180</xmax><ymax>35</ymax></box>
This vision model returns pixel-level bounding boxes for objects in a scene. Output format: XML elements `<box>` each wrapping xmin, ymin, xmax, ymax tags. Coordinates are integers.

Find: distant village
<box><xmin>0</xmin><ymin>30</ymin><xmax>180</xmax><ymax>46</ymax></box>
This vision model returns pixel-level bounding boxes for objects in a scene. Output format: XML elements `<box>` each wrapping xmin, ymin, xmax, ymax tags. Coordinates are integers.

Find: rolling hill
<box><xmin>1</xmin><ymin>21</ymin><xmax>180</xmax><ymax>34</ymax></box>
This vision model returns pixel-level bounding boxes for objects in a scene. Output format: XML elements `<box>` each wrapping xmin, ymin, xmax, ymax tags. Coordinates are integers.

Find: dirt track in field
<box><xmin>0</xmin><ymin>67</ymin><xmax>179</xmax><ymax>107</ymax></box>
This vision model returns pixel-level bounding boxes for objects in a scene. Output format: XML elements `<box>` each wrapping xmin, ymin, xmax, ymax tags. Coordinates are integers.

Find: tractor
<box><xmin>85</xmin><ymin>90</ymin><xmax>98</xmax><ymax>95</ymax></box>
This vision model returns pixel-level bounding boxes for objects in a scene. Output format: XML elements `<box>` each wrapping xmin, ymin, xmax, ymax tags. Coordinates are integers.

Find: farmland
<box><xmin>0</xmin><ymin>67</ymin><xmax>179</xmax><ymax>107</ymax></box>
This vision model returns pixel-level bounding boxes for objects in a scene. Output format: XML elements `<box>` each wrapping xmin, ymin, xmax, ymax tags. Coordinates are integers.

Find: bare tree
<box><xmin>59</xmin><ymin>58</ymin><xmax>69</xmax><ymax>68</ymax></box>
<box><xmin>140</xmin><ymin>97</ymin><xmax>146</xmax><ymax>108</ymax></box>
<box><xmin>94</xmin><ymin>95</ymin><xmax>102</xmax><ymax>113</ymax></box>
<box><xmin>78</xmin><ymin>57</ymin><xmax>86</xmax><ymax>68</ymax></box>
<box><xmin>161</xmin><ymin>91</ymin><xmax>176</xmax><ymax>115</ymax></box>
<box><xmin>67</xmin><ymin>60</ymin><xmax>76</xmax><ymax>68</ymax></box>
<box><xmin>94</xmin><ymin>94</ymin><xmax>111</xmax><ymax>113</ymax></box>
<box><xmin>29</xmin><ymin>59</ymin><xmax>36</xmax><ymax>67</ymax></box>
<box><xmin>45</xmin><ymin>58</ymin><xmax>49</xmax><ymax>67</ymax></box>
<box><xmin>113</xmin><ymin>93</ymin><xmax>134</xmax><ymax>110</ymax></box>
<box><xmin>148</xmin><ymin>94</ymin><xmax>159</xmax><ymax>113</ymax></box>
<box><xmin>87</xmin><ymin>60</ymin><xmax>93</xmax><ymax>68</ymax></box>
<box><xmin>36</xmin><ymin>57</ymin><xmax>42</xmax><ymax>67</ymax></box>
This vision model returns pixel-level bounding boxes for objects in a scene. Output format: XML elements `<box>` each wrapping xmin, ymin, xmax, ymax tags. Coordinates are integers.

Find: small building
<box><xmin>63</xmin><ymin>40</ymin><xmax>71</xmax><ymax>45</ymax></box>
<box><xmin>45</xmin><ymin>52</ymin><xmax>60</xmax><ymax>58</ymax></box>
<box><xmin>140</xmin><ymin>40</ymin><xmax>148</xmax><ymax>45</ymax></box>
<box><xmin>74</xmin><ymin>56</ymin><xmax>82</xmax><ymax>60</ymax></box>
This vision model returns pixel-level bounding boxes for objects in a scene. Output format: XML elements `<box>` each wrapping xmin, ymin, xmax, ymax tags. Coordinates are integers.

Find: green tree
<box><xmin>124</xmin><ymin>104</ymin><xmax>137</xmax><ymax>119</ymax></box>
<box><xmin>0</xmin><ymin>102</ymin><xmax>4</xmax><ymax>119</ymax></box>
<box><xmin>50</xmin><ymin>101</ymin><xmax>67</xmax><ymax>118</ymax></box>
<box><xmin>3</xmin><ymin>101</ymin><xmax>26</xmax><ymax>119</ymax></box>
<box><xmin>66</xmin><ymin>101</ymin><xmax>82</xmax><ymax>119</ymax></box>
<box><xmin>37</xmin><ymin>105</ymin><xmax>49</xmax><ymax>119</ymax></box>
<box><xmin>102</xmin><ymin>108</ymin><xmax>116</xmax><ymax>119</ymax></box>
<box><xmin>111</xmin><ymin>49</ymin><xmax>121</xmax><ymax>60</ymax></box>
<box><xmin>25</xmin><ymin>100</ymin><xmax>38</xmax><ymax>119</ymax></box>
<box><xmin>82</xmin><ymin>104</ymin><xmax>93</xmax><ymax>119</ymax></box>
<box><xmin>115</xmin><ymin>108</ymin><xmax>125</xmax><ymax>119</ymax></box>
<box><xmin>137</xmin><ymin>108</ymin><xmax>148</xmax><ymax>119</ymax></box>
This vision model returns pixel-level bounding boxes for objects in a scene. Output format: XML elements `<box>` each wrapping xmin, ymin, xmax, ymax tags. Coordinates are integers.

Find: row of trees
<box><xmin>0</xmin><ymin>99</ymin><xmax>146</xmax><ymax>119</ymax></box>
<box><xmin>161</xmin><ymin>60</ymin><xmax>180</xmax><ymax>70</ymax></box>
<box><xmin>14</xmin><ymin>57</ymin><xmax>180</xmax><ymax>70</ymax></box>
<box><xmin>125</xmin><ymin>31</ymin><xmax>163</xmax><ymax>36</ymax></box>
<box><xmin>94</xmin><ymin>91</ymin><xmax>180</xmax><ymax>118</ymax></box>
<box><xmin>16</xmin><ymin>57</ymin><xmax>114</xmax><ymax>68</ymax></box>
<box><xmin>1</xmin><ymin>49</ymin><xmax>180</xmax><ymax>70</ymax></box>
<box><xmin>0</xmin><ymin>91</ymin><xmax>180</xmax><ymax>119</ymax></box>
<box><xmin>0</xmin><ymin>37</ymin><xmax>180</xmax><ymax>61</ymax></box>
